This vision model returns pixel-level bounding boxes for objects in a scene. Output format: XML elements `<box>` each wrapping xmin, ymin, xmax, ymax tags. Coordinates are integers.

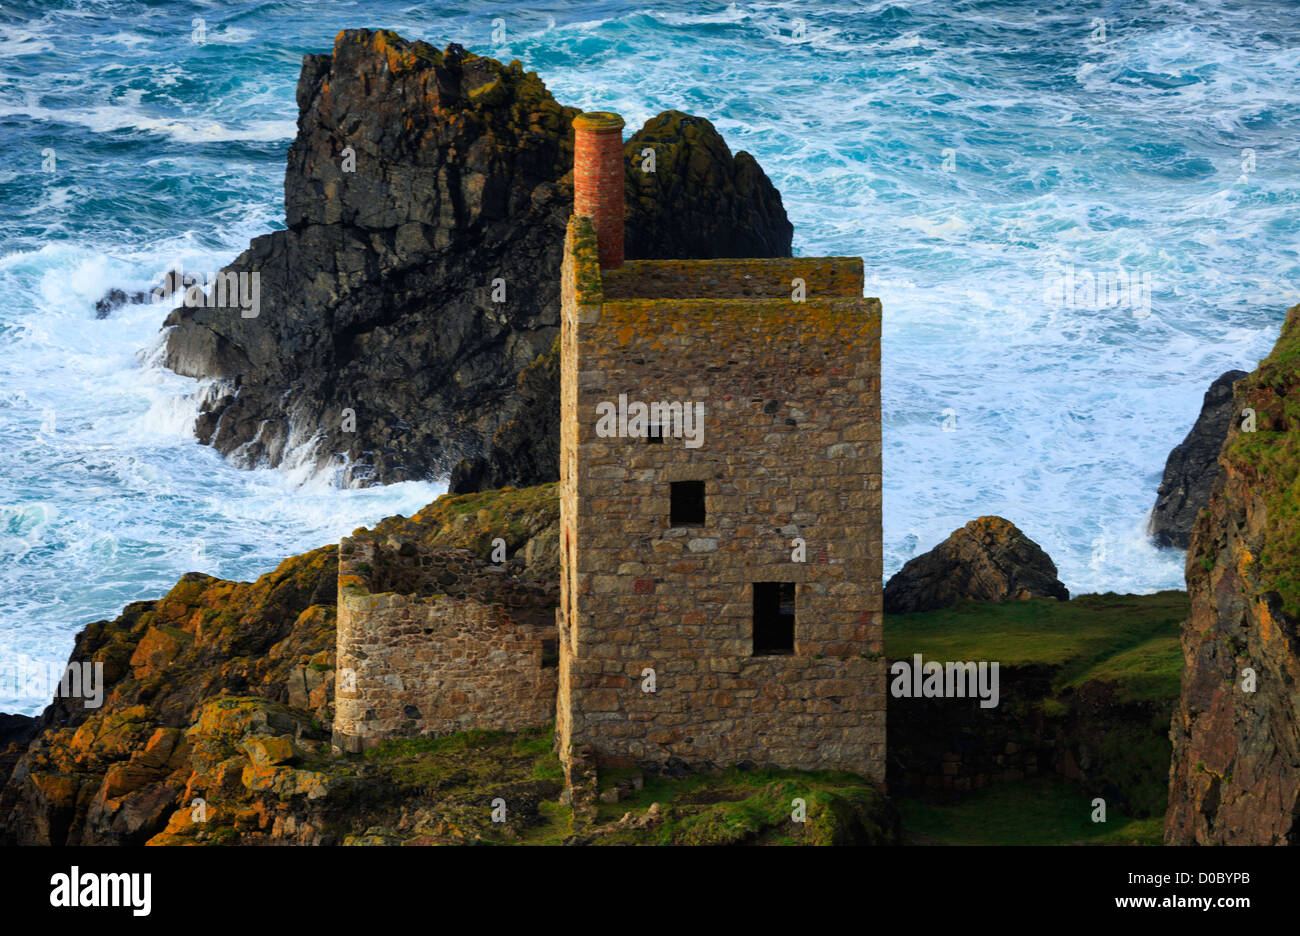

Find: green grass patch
<box><xmin>897</xmin><ymin>777</ymin><xmax>1164</xmax><ymax>845</ymax></box>
<box><xmin>588</xmin><ymin>767</ymin><xmax>897</xmax><ymax>846</ymax></box>
<box><xmin>885</xmin><ymin>591</ymin><xmax>1187</xmax><ymax>698</ymax></box>
<box><xmin>364</xmin><ymin>729</ymin><xmax>511</xmax><ymax>761</ymax></box>
<box><xmin>362</xmin><ymin>723</ymin><xmax>560</xmax><ymax>791</ymax></box>
<box><xmin>1221</xmin><ymin>304</ymin><xmax>1300</xmax><ymax>616</ymax></box>
<box><xmin>511</xmin><ymin>727</ymin><xmax>564</xmax><ymax>782</ymax></box>
<box><xmin>1097</xmin><ymin>723</ymin><xmax>1172</xmax><ymax>817</ymax></box>
<box><xmin>1065</xmin><ymin>634</ymin><xmax>1183</xmax><ymax>703</ymax></box>
<box><xmin>366</xmin><ymin>482</ymin><xmax>560</xmax><ymax>561</ymax></box>
<box><xmin>516</xmin><ymin>800</ymin><xmax>576</xmax><ymax>845</ymax></box>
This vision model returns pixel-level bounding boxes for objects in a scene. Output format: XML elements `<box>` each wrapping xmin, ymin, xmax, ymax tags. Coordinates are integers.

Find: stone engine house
<box><xmin>334</xmin><ymin>110</ymin><xmax>885</xmax><ymax>789</ymax></box>
<box><xmin>557</xmin><ymin>112</ymin><xmax>885</xmax><ymax>786</ymax></box>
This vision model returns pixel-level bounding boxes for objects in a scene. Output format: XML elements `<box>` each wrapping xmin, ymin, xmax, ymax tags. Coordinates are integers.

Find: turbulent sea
<box><xmin>1</xmin><ymin>0</ymin><xmax>1297</xmax><ymax>712</ymax></box>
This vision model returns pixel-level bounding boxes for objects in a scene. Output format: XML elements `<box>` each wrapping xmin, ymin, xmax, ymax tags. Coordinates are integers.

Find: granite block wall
<box><xmin>557</xmin><ymin>216</ymin><xmax>886</xmax><ymax>783</ymax></box>
<box><xmin>333</xmin><ymin>535</ymin><xmax>559</xmax><ymax>753</ymax></box>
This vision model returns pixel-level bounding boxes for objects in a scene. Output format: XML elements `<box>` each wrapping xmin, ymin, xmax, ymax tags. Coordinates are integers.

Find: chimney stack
<box><xmin>573</xmin><ymin>111</ymin><xmax>626</xmax><ymax>270</ymax></box>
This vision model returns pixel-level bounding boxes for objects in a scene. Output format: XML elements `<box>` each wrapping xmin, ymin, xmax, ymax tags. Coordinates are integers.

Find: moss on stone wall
<box><xmin>596</xmin><ymin>296</ymin><xmax>880</xmax><ymax>353</ymax></box>
<box><xmin>567</xmin><ymin>216</ymin><xmax>603</xmax><ymax>307</ymax></box>
<box><xmin>602</xmin><ymin>257</ymin><xmax>865</xmax><ymax>301</ymax></box>
<box><xmin>367</xmin><ymin>483</ymin><xmax>559</xmax><ymax>572</ymax></box>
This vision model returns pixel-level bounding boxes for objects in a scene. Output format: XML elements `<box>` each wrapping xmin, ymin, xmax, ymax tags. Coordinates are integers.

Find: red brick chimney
<box><xmin>573</xmin><ymin>111</ymin><xmax>626</xmax><ymax>270</ymax></box>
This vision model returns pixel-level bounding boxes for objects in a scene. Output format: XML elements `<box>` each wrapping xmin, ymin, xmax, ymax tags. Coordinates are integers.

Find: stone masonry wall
<box><xmin>887</xmin><ymin>665</ymin><xmax>1058</xmax><ymax>796</ymax></box>
<box><xmin>887</xmin><ymin>665</ymin><xmax>1173</xmax><ymax>818</ymax></box>
<box><xmin>333</xmin><ymin>534</ymin><xmax>559</xmax><ymax>752</ymax></box>
<box><xmin>557</xmin><ymin>216</ymin><xmax>886</xmax><ymax>783</ymax></box>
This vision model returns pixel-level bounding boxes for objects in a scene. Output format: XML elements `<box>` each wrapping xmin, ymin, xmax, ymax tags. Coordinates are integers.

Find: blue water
<box><xmin>2</xmin><ymin>1</ymin><xmax>1298</xmax><ymax>713</ymax></box>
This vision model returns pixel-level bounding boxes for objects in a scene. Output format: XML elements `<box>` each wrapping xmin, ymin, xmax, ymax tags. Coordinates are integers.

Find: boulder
<box><xmin>883</xmin><ymin>516</ymin><xmax>1069</xmax><ymax>614</ymax></box>
<box><xmin>159</xmin><ymin>29</ymin><xmax>793</xmax><ymax>488</ymax></box>
<box><xmin>1149</xmin><ymin>369</ymin><xmax>1248</xmax><ymax>548</ymax></box>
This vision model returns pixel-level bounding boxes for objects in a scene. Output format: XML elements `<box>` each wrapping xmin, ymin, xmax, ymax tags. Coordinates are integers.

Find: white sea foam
<box><xmin>0</xmin><ymin>25</ymin><xmax>55</xmax><ymax>57</ymax></box>
<box><xmin>0</xmin><ymin>100</ymin><xmax>296</xmax><ymax>144</ymax></box>
<box><xmin>0</xmin><ymin>240</ymin><xmax>442</xmax><ymax>713</ymax></box>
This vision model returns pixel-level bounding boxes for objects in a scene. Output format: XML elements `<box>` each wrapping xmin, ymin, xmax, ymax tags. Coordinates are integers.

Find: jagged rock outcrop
<box><xmin>884</xmin><ymin>516</ymin><xmax>1069</xmax><ymax>614</ymax></box>
<box><xmin>1166</xmin><ymin>305</ymin><xmax>1300</xmax><ymax>845</ymax></box>
<box><xmin>0</xmin><ymin>714</ymin><xmax>37</xmax><ymax>791</ymax></box>
<box><xmin>0</xmin><ymin>553</ymin><xmax>338</xmax><ymax>845</ymax></box>
<box><xmin>621</xmin><ymin>110</ymin><xmax>792</xmax><ymax>261</ymax></box>
<box><xmin>1149</xmin><ymin>370</ymin><xmax>1248</xmax><ymax>549</ymax></box>
<box><xmin>160</xmin><ymin>29</ymin><xmax>792</xmax><ymax>487</ymax></box>
<box><xmin>448</xmin><ymin>336</ymin><xmax>560</xmax><ymax>494</ymax></box>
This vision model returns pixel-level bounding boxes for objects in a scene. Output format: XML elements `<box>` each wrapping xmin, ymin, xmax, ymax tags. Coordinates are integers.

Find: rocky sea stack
<box><xmin>884</xmin><ymin>516</ymin><xmax>1069</xmax><ymax>614</ymax></box>
<box><xmin>1149</xmin><ymin>369</ymin><xmax>1248</xmax><ymax>549</ymax></box>
<box><xmin>159</xmin><ymin>29</ymin><xmax>793</xmax><ymax>489</ymax></box>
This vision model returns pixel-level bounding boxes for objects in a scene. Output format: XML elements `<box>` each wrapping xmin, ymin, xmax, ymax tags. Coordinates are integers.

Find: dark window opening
<box><xmin>753</xmin><ymin>582</ymin><xmax>795</xmax><ymax>656</ymax></box>
<box><xmin>670</xmin><ymin>480</ymin><xmax>706</xmax><ymax>526</ymax></box>
<box><xmin>647</xmin><ymin>422</ymin><xmax>663</xmax><ymax>444</ymax></box>
<box><xmin>541</xmin><ymin>638</ymin><xmax>559</xmax><ymax>668</ymax></box>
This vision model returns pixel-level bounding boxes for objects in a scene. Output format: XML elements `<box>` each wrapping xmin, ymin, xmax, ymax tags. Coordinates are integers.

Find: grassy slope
<box><xmin>885</xmin><ymin>591</ymin><xmax>1188</xmax><ymax>704</ymax></box>
<box><xmin>1222</xmin><ymin>303</ymin><xmax>1300</xmax><ymax>615</ymax></box>
<box><xmin>367</xmin><ymin>482</ymin><xmax>560</xmax><ymax>558</ymax></box>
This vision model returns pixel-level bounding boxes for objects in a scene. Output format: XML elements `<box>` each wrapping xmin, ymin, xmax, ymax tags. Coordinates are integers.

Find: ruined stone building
<box><xmin>335</xmin><ymin>110</ymin><xmax>885</xmax><ymax>789</ymax></box>
<box><xmin>332</xmin><ymin>536</ymin><xmax>559</xmax><ymax>751</ymax></box>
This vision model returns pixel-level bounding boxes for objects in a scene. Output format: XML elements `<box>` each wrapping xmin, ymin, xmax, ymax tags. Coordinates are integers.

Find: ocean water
<box><xmin>1</xmin><ymin>1</ymin><xmax>1297</xmax><ymax>713</ymax></box>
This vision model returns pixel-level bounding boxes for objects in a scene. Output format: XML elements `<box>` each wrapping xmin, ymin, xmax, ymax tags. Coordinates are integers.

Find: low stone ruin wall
<box><xmin>887</xmin><ymin>664</ymin><xmax>1173</xmax><ymax>817</ymax></box>
<box><xmin>332</xmin><ymin>535</ymin><xmax>560</xmax><ymax>752</ymax></box>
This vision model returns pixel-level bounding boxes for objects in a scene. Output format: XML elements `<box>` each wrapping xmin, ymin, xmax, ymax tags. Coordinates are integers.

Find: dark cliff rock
<box><xmin>1166</xmin><ymin>305</ymin><xmax>1300</xmax><ymax>845</ymax></box>
<box><xmin>622</xmin><ymin>109</ymin><xmax>792</xmax><ymax>261</ymax></box>
<box><xmin>1149</xmin><ymin>370</ymin><xmax>1248</xmax><ymax>549</ymax></box>
<box><xmin>160</xmin><ymin>30</ymin><xmax>792</xmax><ymax>488</ymax></box>
<box><xmin>0</xmin><ymin>713</ymin><xmax>37</xmax><ymax>750</ymax></box>
<box><xmin>884</xmin><ymin>516</ymin><xmax>1069</xmax><ymax>614</ymax></box>
<box><xmin>448</xmin><ymin>336</ymin><xmax>561</xmax><ymax>494</ymax></box>
<box><xmin>0</xmin><ymin>713</ymin><xmax>38</xmax><ymax>790</ymax></box>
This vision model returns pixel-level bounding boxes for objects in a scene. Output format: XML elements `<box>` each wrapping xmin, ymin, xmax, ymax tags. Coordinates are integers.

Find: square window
<box><xmin>669</xmin><ymin>480</ymin><xmax>706</xmax><ymax>526</ymax></box>
<box><xmin>753</xmin><ymin>582</ymin><xmax>795</xmax><ymax>656</ymax></box>
<box><xmin>541</xmin><ymin>638</ymin><xmax>559</xmax><ymax>668</ymax></box>
<box><xmin>647</xmin><ymin>422</ymin><xmax>663</xmax><ymax>444</ymax></box>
